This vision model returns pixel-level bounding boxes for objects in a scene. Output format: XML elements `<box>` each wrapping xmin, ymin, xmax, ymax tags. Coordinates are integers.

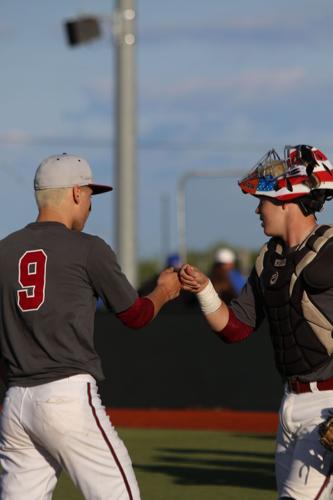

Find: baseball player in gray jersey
<box><xmin>0</xmin><ymin>153</ymin><xmax>181</xmax><ymax>499</ymax></box>
<box><xmin>180</xmin><ymin>145</ymin><xmax>333</xmax><ymax>499</ymax></box>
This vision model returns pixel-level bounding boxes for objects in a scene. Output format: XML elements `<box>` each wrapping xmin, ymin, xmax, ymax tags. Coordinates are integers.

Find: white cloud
<box><xmin>0</xmin><ymin>130</ymin><xmax>33</xmax><ymax>144</ymax></box>
<box><xmin>141</xmin><ymin>67</ymin><xmax>306</xmax><ymax>104</ymax></box>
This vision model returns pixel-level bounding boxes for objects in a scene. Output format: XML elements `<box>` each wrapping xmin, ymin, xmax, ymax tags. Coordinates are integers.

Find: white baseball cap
<box><xmin>34</xmin><ymin>153</ymin><xmax>113</xmax><ymax>195</ymax></box>
<box><xmin>214</xmin><ymin>248</ymin><xmax>236</xmax><ymax>264</ymax></box>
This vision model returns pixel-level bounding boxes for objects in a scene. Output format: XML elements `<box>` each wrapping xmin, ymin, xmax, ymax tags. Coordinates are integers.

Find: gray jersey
<box><xmin>0</xmin><ymin>222</ymin><xmax>137</xmax><ymax>387</ymax></box>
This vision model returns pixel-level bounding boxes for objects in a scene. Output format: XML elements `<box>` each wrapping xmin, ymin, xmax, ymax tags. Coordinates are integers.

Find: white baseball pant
<box><xmin>0</xmin><ymin>374</ymin><xmax>140</xmax><ymax>500</ymax></box>
<box><xmin>276</xmin><ymin>386</ymin><xmax>333</xmax><ymax>499</ymax></box>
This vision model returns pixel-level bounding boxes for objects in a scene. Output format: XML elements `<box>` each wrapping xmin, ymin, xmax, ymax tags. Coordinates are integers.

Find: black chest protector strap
<box><xmin>297</xmin><ymin>226</ymin><xmax>333</xmax><ymax>356</ymax></box>
<box><xmin>289</xmin><ymin>226</ymin><xmax>333</xmax><ymax>296</ymax></box>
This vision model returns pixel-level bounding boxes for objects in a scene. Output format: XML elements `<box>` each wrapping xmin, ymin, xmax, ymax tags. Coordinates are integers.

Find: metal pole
<box><xmin>160</xmin><ymin>194</ymin><xmax>171</xmax><ymax>266</ymax></box>
<box><xmin>177</xmin><ymin>173</ymin><xmax>191</xmax><ymax>263</ymax></box>
<box><xmin>113</xmin><ymin>0</ymin><xmax>137</xmax><ymax>286</ymax></box>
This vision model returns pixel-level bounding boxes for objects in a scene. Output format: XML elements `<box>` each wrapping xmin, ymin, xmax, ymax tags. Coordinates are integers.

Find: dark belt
<box><xmin>288</xmin><ymin>376</ymin><xmax>333</xmax><ymax>394</ymax></box>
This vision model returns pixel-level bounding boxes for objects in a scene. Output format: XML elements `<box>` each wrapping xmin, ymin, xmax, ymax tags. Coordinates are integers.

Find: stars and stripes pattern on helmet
<box><xmin>239</xmin><ymin>145</ymin><xmax>333</xmax><ymax>202</ymax></box>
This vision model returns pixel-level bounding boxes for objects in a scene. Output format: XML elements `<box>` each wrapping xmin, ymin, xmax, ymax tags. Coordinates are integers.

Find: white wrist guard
<box><xmin>197</xmin><ymin>280</ymin><xmax>222</xmax><ymax>315</ymax></box>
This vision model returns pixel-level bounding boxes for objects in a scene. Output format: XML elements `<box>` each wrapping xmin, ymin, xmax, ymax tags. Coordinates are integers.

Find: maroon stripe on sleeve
<box><xmin>87</xmin><ymin>383</ymin><xmax>133</xmax><ymax>500</ymax></box>
<box><xmin>217</xmin><ymin>308</ymin><xmax>254</xmax><ymax>343</ymax></box>
<box><xmin>116</xmin><ymin>297</ymin><xmax>154</xmax><ymax>329</ymax></box>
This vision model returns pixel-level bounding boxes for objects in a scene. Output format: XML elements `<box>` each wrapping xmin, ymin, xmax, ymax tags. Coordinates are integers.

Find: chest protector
<box><xmin>255</xmin><ymin>225</ymin><xmax>333</xmax><ymax>377</ymax></box>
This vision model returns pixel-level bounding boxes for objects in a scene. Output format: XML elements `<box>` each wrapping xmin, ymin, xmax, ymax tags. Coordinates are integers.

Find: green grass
<box><xmin>53</xmin><ymin>428</ymin><xmax>276</xmax><ymax>500</ymax></box>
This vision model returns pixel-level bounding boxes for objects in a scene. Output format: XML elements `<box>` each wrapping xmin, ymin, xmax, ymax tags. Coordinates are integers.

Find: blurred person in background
<box><xmin>180</xmin><ymin>145</ymin><xmax>333</xmax><ymax>500</ymax></box>
<box><xmin>209</xmin><ymin>247</ymin><xmax>246</xmax><ymax>304</ymax></box>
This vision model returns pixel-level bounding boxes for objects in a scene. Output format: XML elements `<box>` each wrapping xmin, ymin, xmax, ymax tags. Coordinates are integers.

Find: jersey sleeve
<box><xmin>217</xmin><ymin>308</ymin><xmax>254</xmax><ymax>343</ymax></box>
<box><xmin>116</xmin><ymin>297</ymin><xmax>154</xmax><ymax>329</ymax></box>
<box><xmin>229</xmin><ymin>266</ymin><xmax>265</xmax><ymax>329</ymax></box>
<box><xmin>86</xmin><ymin>237</ymin><xmax>138</xmax><ymax>313</ymax></box>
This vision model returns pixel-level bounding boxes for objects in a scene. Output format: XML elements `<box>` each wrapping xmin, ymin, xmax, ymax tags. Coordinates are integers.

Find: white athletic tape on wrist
<box><xmin>197</xmin><ymin>280</ymin><xmax>222</xmax><ymax>315</ymax></box>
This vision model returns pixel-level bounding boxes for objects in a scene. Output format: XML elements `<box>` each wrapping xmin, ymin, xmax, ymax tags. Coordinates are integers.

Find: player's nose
<box><xmin>255</xmin><ymin>199</ymin><xmax>263</xmax><ymax>214</ymax></box>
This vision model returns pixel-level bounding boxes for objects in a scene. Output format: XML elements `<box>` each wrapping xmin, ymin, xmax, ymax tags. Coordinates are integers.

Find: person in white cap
<box><xmin>0</xmin><ymin>153</ymin><xmax>181</xmax><ymax>499</ymax></box>
<box><xmin>180</xmin><ymin>145</ymin><xmax>333</xmax><ymax>499</ymax></box>
<box><xmin>208</xmin><ymin>247</ymin><xmax>246</xmax><ymax>304</ymax></box>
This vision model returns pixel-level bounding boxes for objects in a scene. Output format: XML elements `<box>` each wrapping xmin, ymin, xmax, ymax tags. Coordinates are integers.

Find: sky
<box><xmin>1</xmin><ymin>0</ymin><xmax>333</xmax><ymax>264</ymax></box>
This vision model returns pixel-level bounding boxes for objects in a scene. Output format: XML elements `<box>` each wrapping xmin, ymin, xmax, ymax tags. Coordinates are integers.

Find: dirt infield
<box><xmin>107</xmin><ymin>408</ymin><xmax>278</xmax><ymax>433</ymax></box>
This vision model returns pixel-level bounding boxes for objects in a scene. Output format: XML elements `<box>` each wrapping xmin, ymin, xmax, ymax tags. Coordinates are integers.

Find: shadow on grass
<box><xmin>233</xmin><ymin>434</ymin><xmax>276</xmax><ymax>441</ymax></box>
<box><xmin>134</xmin><ymin>438</ymin><xmax>276</xmax><ymax>490</ymax></box>
<box><xmin>156</xmin><ymin>448</ymin><xmax>275</xmax><ymax>460</ymax></box>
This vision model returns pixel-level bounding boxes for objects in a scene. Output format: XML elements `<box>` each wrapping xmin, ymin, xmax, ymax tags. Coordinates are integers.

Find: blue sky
<box><xmin>1</xmin><ymin>0</ymin><xmax>333</xmax><ymax>261</ymax></box>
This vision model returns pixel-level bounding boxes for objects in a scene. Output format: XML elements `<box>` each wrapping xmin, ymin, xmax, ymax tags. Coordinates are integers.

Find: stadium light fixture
<box><xmin>64</xmin><ymin>16</ymin><xmax>101</xmax><ymax>47</ymax></box>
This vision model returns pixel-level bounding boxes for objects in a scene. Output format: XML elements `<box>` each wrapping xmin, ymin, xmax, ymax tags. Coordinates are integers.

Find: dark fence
<box><xmin>95</xmin><ymin>310</ymin><xmax>283</xmax><ymax>411</ymax></box>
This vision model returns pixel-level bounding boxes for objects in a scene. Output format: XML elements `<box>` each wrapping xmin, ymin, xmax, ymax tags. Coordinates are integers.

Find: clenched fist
<box><xmin>157</xmin><ymin>267</ymin><xmax>181</xmax><ymax>300</ymax></box>
<box><xmin>179</xmin><ymin>264</ymin><xmax>209</xmax><ymax>293</ymax></box>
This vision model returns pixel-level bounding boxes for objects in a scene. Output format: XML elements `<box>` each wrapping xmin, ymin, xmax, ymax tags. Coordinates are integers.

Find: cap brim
<box><xmin>89</xmin><ymin>183</ymin><xmax>113</xmax><ymax>195</ymax></box>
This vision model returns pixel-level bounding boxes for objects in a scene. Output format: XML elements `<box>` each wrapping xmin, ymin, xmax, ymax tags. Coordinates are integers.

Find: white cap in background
<box><xmin>214</xmin><ymin>248</ymin><xmax>236</xmax><ymax>264</ymax></box>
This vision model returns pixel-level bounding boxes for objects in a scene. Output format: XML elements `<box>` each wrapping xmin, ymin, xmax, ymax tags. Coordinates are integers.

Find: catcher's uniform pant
<box><xmin>276</xmin><ymin>386</ymin><xmax>333</xmax><ymax>500</ymax></box>
<box><xmin>0</xmin><ymin>374</ymin><xmax>140</xmax><ymax>500</ymax></box>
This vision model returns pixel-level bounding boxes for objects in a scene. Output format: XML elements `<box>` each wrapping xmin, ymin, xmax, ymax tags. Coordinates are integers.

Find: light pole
<box><xmin>113</xmin><ymin>0</ymin><xmax>137</xmax><ymax>286</ymax></box>
<box><xmin>160</xmin><ymin>193</ymin><xmax>171</xmax><ymax>266</ymax></box>
<box><xmin>63</xmin><ymin>0</ymin><xmax>138</xmax><ymax>286</ymax></box>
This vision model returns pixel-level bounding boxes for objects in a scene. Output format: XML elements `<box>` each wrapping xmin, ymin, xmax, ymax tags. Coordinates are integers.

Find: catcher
<box><xmin>180</xmin><ymin>145</ymin><xmax>333</xmax><ymax>499</ymax></box>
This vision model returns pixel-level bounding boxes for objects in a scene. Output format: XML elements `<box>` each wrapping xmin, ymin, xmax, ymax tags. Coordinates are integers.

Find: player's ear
<box><xmin>73</xmin><ymin>186</ymin><xmax>81</xmax><ymax>205</ymax></box>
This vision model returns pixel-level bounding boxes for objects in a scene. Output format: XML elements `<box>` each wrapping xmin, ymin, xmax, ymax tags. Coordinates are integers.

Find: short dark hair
<box><xmin>296</xmin><ymin>190</ymin><xmax>333</xmax><ymax>216</ymax></box>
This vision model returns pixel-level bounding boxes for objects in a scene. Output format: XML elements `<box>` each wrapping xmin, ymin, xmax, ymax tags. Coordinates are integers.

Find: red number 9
<box><xmin>17</xmin><ymin>250</ymin><xmax>47</xmax><ymax>312</ymax></box>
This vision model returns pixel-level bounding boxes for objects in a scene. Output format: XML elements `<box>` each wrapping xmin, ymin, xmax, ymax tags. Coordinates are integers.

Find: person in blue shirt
<box><xmin>209</xmin><ymin>247</ymin><xmax>246</xmax><ymax>303</ymax></box>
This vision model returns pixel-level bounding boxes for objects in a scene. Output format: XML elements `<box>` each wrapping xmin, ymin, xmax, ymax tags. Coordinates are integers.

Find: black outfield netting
<box><xmin>95</xmin><ymin>311</ymin><xmax>283</xmax><ymax>411</ymax></box>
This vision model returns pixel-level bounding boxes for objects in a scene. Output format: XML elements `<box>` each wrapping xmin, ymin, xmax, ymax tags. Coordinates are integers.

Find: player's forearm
<box><xmin>116</xmin><ymin>297</ymin><xmax>154</xmax><ymax>328</ymax></box>
<box><xmin>199</xmin><ymin>295</ymin><xmax>254</xmax><ymax>341</ymax></box>
<box><xmin>218</xmin><ymin>308</ymin><xmax>254</xmax><ymax>342</ymax></box>
<box><xmin>117</xmin><ymin>280</ymin><xmax>179</xmax><ymax>328</ymax></box>
<box><xmin>146</xmin><ymin>284</ymin><xmax>173</xmax><ymax>318</ymax></box>
<box><xmin>195</xmin><ymin>281</ymin><xmax>229</xmax><ymax>331</ymax></box>
<box><xmin>203</xmin><ymin>302</ymin><xmax>230</xmax><ymax>331</ymax></box>
<box><xmin>196</xmin><ymin>279</ymin><xmax>253</xmax><ymax>340</ymax></box>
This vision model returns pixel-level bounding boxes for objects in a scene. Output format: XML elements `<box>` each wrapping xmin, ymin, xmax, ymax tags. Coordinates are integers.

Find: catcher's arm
<box><xmin>179</xmin><ymin>264</ymin><xmax>229</xmax><ymax>331</ymax></box>
<box><xmin>179</xmin><ymin>264</ymin><xmax>254</xmax><ymax>342</ymax></box>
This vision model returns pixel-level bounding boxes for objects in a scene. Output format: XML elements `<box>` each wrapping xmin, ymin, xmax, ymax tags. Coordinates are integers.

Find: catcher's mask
<box><xmin>239</xmin><ymin>145</ymin><xmax>333</xmax><ymax>215</ymax></box>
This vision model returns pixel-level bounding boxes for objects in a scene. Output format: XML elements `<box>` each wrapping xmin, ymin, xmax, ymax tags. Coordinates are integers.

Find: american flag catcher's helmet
<box><xmin>238</xmin><ymin>145</ymin><xmax>333</xmax><ymax>215</ymax></box>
